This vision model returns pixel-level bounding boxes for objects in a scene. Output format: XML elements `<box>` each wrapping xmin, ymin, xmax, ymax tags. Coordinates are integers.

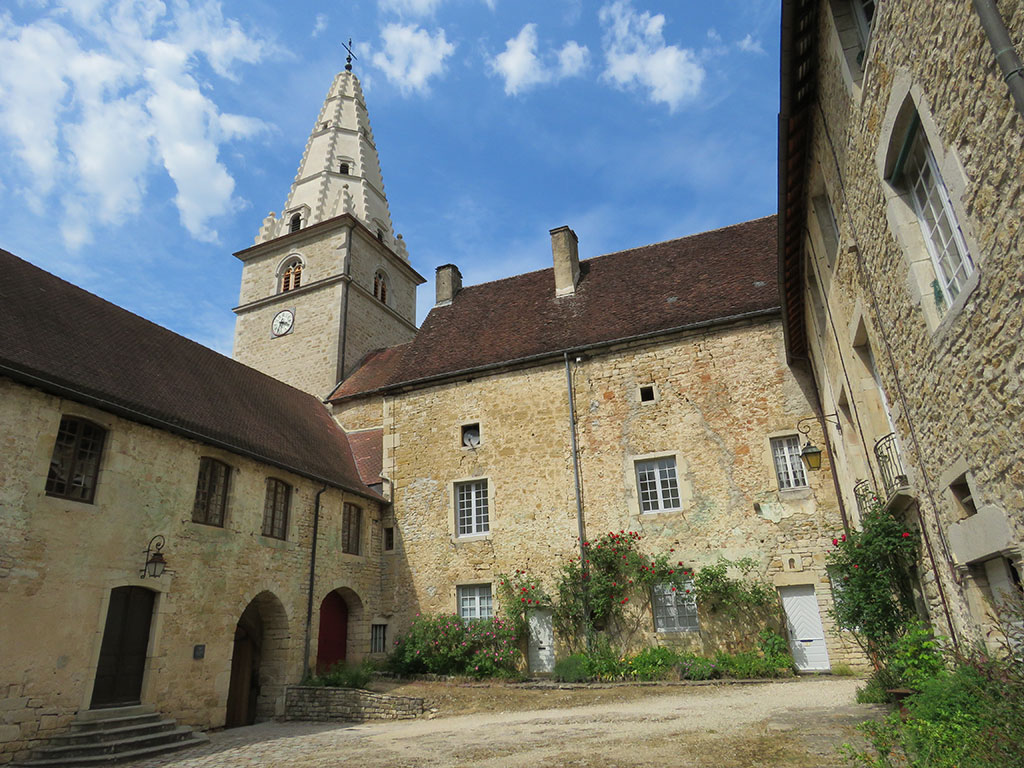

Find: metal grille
<box><xmin>370</xmin><ymin>624</ymin><xmax>387</xmax><ymax>653</ymax></box>
<box><xmin>771</xmin><ymin>435</ymin><xmax>808</xmax><ymax>489</ymax></box>
<box><xmin>635</xmin><ymin>457</ymin><xmax>681</xmax><ymax>512</ymax></box>
<box><xmin>652</xmin><ymin>581</ymin><xmax>699</xmax><ymax>632</ymax></box>
<box><xmin>45</xmin><ymin>417</ymin><xmax>107</xmax><ymax>503</ymax></box>
<box><xmin>456</xmin><ymin>480</ymin><xmax>489</xmax><ymax>535</ymax></box>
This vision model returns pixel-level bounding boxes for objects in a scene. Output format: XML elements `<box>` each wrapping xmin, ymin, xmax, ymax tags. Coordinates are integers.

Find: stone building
<box><xmin>778</xmin><ymin>0</ymin><xmax>1024</xmax><ymax>650</ymax></box>
<box><xmin>0</xmin><ymin>252</ymin><xmax>389</xmax><ymax>763</ymax></box>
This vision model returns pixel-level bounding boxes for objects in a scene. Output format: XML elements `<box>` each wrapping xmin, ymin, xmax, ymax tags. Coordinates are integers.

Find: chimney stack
<box><xmin>435</xmin><ymin>264</ymin><xmax>462</xmax><ymax>306</ymax></box>
<box><xmin>550</xmin><ymin>226</ymin><xmax>580</xmax><ymax>297</ymax></box>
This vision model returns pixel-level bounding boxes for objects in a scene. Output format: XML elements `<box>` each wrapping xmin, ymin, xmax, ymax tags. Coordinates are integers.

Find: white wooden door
<box><xmin>527</xmin><ymin>610</ymin><xmax>555</xmax><ymax>674</ymax></box>
<box><xmin>779</xmin><ymin>584</ymin><xmax>831</xmax><ymax>671</ymax></box>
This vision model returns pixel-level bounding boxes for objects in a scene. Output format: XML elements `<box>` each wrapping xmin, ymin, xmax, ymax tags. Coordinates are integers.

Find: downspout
<box><xmin>972</xmin><ymin>0</ymin><xmax>1024</xmax><ymax>117</ymax></box>
<box><xmin>337</xmin><ymin>226</ymin><xmax>353</xmax><ymax>384</ymax></box>
<box><xmin>303</xmin><ymin>484</ymin><xmax>329</xmax><ymax>676</ymax></box>
<box><xmin>564</xmin><ymin>352</ymin><xmax>591</xmax><ymax>652</ymax></box>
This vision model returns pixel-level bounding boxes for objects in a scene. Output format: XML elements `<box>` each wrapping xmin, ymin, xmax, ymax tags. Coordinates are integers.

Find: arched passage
<box><xmin>316</xmin><ymin>588</ymin><xmax>363</xmax><ymax>672</ymax></box>
<box><xmin>226</xmin><ymin>591</ymin><xmax>289</xmax><ymax>728</ymax></box>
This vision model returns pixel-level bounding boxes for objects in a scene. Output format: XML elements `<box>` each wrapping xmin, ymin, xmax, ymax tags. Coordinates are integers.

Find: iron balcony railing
<box><xmin>874</xmin><ymin>432</ymin><xmax>909</xmax><ymax>502</ymax></box>
<box><xmin>853</xmin><ymin>479</ymin><xmax>875</xmax><ymax>516</ymax></box>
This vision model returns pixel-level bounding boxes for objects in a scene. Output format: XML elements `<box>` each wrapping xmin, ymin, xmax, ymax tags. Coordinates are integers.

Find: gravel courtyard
<box><xmin>130</xmin><ymin>677</ymin><xmax>882</xmax><ymax>768</ymax></box>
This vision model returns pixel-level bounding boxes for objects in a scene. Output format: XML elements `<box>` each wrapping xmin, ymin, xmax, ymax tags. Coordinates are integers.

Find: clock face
<box><xmin>271</xmin><ymin>309</ymin><xmax>294</xmax><ymax>337</ymax></box>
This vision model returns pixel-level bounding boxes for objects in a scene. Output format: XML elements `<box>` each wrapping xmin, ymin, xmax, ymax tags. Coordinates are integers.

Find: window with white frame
<box><xmin>771</xmin><ymin>435</ymin><xmax>808</xmax><ymax>490</ymax></box>
<box><xmin>894</xmin><ymin>114</ymin><xmax>975</xmax><ymax>309</ymax></box>
<box><xmin>635</xmin><ymin>457</ymin><xmax>681</xmax><ymax>512</ymax></box>
<box><xmin>851</xmin><ymin>0</ymin><xmax>875</xmax><ymax>52</ymax></box>
<box><xmin>456</xmin><ymin>479</ymin><xmax>489</xmax><ymax>536</ymax></box>
<box><xmin>652</xmin><ymin>581</ymin><xmax>698</xmax><ymax>632</ymax></box>
<box><xmin>370</xmin><ymin>623</ymin><xmax>387</xmax><ymax>653</ymax></box>
<box><xmin>457</xmin><ymin>584</ymin><xmax>493</xmax><ymax>620</ymax></box>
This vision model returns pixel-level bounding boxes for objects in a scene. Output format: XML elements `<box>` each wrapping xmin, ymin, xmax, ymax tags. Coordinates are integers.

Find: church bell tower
<box><xmin>231</xmin><ymin>57</ymin><xmax>425</xmax><ymax>398</ymax></box>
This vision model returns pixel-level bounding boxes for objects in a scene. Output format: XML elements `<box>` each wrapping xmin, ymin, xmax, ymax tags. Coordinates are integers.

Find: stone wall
<box><xmin>796</xmin><ymin>0</ymin><xmax>1024</xmax><ymax>647</ymax></box>
<box><xmin>0</xmin><ymin>380</ymin><xmax>385</xmax><ymax>764</ymax></box>
<box><xmin>333</xmin><ymin>317</ymin><xmax>867</xmax><ymax>670</ymax></box>
<box><xmin>284</xmin><ymin>686</ymin><xmax>423</xmax><ymax>721</ymax></box>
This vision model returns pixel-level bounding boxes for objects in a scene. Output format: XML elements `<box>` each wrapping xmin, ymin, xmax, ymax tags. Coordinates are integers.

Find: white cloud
<box><xmin>598</xmin><ymin>0</ymin><xmax>704</xmax><ymax>111</ymax></box>
<box><xmin>312</xmin><ymin>13</ymin><xmax>328</xmax><ymax>37</ymax></box>
<box><xmin>489</xmin><ymin>24</ymin><xmax>588</xmax><ymax>95</ymax></box>
<box><xmin>737</xmin><ymin>34</ymin><xmax>765</xmax><ymax>54</ymax></box>
<box><xmin>378</xmin><ymin>0</ymin><xmax>445</xmax><ymax>16</ymax></box>
<box><xmin>0</xmin><ymin>0</ymin><xmax>268</xmax><ymax>247</ymax></box>
<box><xmin>371</xmin><ymin>23</ymin><xmax>454</xmax><ymax>95</ymax></box>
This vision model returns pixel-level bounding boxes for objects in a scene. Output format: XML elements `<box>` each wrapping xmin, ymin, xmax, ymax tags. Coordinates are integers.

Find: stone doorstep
<box><xmin>11</xmin><ymin>733</ymin><xmax>209</xmax><ymax>768</ymax></box>
<box><xmin>48</xmin><ymin>719</ymin><xmax>177</xmax><ymax>746</ymax></box>
<box><xmin>70</xmin><ymin>713</ymin><xmax>163</xmax><ymax>734</ymax></box>
<box><xmin>32</xmin><ymin>726</ymin><xmax>197</xmax><ymax>759</ymax></box>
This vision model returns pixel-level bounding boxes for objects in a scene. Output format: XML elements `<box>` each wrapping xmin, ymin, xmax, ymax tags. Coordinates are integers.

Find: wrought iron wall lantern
<box><xmin>141</xmin><ymin>535</ymin><xmax>167</xmax><ymax>578</ymax></box>
<box><xmin>796</xmin><ymin>414</ymin><xmax>841</xmax><ymax>471</ymax></box>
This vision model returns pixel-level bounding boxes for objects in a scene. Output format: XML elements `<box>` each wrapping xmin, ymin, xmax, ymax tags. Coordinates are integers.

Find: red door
<box><xmin>316</xmin><ymin>592</ymin><xmax>348</xmax><ymax>673</ymax></box>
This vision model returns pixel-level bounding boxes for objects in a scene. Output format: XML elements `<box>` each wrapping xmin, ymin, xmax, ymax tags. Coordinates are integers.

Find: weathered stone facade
<box><xmin>0</xmin><ymin>380</ymin><xmax>386</xmax><ymax>764</ymax></box>
<box><xmin>779</xmin><ymin>0</ymin><xmax>1024</xmax><ymax>650</ymax></box>
<box><xmin>284</xmin><ymin>687</ymin><xmax>423</xmax><ymax>721</ymax></box>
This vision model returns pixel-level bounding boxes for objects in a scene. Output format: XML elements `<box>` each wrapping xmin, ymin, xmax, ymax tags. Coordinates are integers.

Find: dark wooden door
<box><xmin>316</xmin><ymin>591</ymin><xmax>348</xmax><ymax>673</ymax></box>
<box><xmin>91</xmin><ymin>587</ymin><xmax>155</xmax><ymax>708</ymax></box>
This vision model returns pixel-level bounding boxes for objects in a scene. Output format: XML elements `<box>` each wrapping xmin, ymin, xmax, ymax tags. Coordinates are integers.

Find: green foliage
<box><xmin>830</xmin><ymin>663</ymin><xmax>857</xmax><ymax>677</ymax></box>
<box><xmin>692</xmin><ymin>557</ymin><xmax>775</xmax><ymax>614</ymax></box>
<box><xmin>553</xmin><ymin>531</ymin><xmax>689</xmax><ymax>644</ymax></box>
<box><xmin>552</xmin><ymin>654</ymin><xmax>589</xmax><ymax>683</ymax></box>
<box><xmin>886</xmin><ymin>621</ymin><xmax>944</xmax><ymax>690</ymax></box>
<box><xmin>826</xmin><ymin>502</ymin><xmax>919</xmax><ymax>657</ymax></box>
<box><xmin>495</xmin><ymin>570</ymin><xmax>552</xmax><ymax>635</ymax></box>
<box><xmin>713</xmin><ymin>649</ymin><xmax>794</xmax><ymax>679</ymax></box>
<box><xmin>302</xmin><ymin>661</ymin><xmax>374</xmax><ymax>689</ymax></box>
<box><xmin>388</xmin><ymin>614</ymin><xmax>520</xmax><ymax>679</ymax></box>
<box><xmin>676</xmin><ymin>653</ymin><xmax>717</xmax><ymax>680</ymax></box>
<box><xmin>630</xmin><ymin>646</ymin><xmax>679</xmax><ymax>681</ymax></box>
<box><xmin>855</xmin><ymin>667</ymin><xmax>903</xmax><ymax>704</ymax></box>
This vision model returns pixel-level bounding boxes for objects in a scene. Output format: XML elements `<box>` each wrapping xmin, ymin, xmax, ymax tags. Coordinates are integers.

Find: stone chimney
<box><xmin>550</xmin><ymin>226</ymin><xmax>580</xmax><ymax>297</ymax></box>
<box><xmin>435</xmin><ymin>264</ymin><xmax>462</xmax><ymax>306</ymax></box>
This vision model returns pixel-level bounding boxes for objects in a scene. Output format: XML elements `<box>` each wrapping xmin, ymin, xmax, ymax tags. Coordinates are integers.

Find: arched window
<box><xmin>281</xmin><ymin>259</ymin><xmax>303</xmax><ymax>292</ymax></box>
<box><xmin>289</xmin><ymin>213</ymin><xmax>302</xmax><ymax>233</ymax></box>
<box><xmin>339</xmin><ymin>161</ymin><xmax>350</xmax><ymax>175</ymax></box>
<box><xmin>373</xmin><ymin>270</ymin><xmax>388</xmax><ymax>304</ymax></box>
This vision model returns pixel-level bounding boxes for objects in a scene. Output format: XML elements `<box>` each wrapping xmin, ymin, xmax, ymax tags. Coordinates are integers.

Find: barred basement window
<box><xmin>370</xmin><ymin>624</ymin><xmax>387</xmax><ymax>653</ymax></box>
<box><xmin>342</xmin><ymin>502</ymin><xmax>362</xmax><ymax>554</ymax></box>
<box><xmin>45</xmin><ymin>416</ymin><xmax>106</xmax><ymax>503</ymax></box>
<box><xmin>262</xmin><ymin>478</ymin><xmax>290</xmax><ymax>539</ymax></box>
<box><xmin>635</xmin><ymin>457</ymin><xmax>681</xmax><ymax>512</ymax></box>
<box><xmin>192</xmin><ymin>457</ymin><xmax>229</xmax><ymax>526</ymax></box>
<box><xmin>652</xmin><ymin>581</ymin><xmax>699</xmax><ymax>632</ymax></box>
<box><xmin>771</xmin><ymin>435</ymin><xmax>808</xmax><ymax>490</ymax></box>
<box><xmin>456</xmin><ymin>480</ymin><xmax>489</xmax><ymax>536</ymax></box>
<box><xmin>457</xmin><ymin>584</ymin><xmax>493</xmax><ymax>620</ymax></box>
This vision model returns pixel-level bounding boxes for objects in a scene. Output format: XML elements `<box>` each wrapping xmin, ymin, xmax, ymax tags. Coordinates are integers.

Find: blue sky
<box><xmin>0</xmin><ymin>0</ymin><xmax>781</xmax><ymax>355</ymax></box>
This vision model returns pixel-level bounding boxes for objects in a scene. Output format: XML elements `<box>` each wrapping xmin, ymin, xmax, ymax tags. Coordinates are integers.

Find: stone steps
<box><xmin>13</xmin><ymin>706</ymin><xmax>208</xmax><ymax>767</ymax></box>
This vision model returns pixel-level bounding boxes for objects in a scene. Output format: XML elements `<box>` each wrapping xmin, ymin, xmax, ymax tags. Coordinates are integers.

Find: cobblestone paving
<box><xmin>127</xmin><ymin>678</ymin><xmax>881</xmax><ymax>768</ymax></box>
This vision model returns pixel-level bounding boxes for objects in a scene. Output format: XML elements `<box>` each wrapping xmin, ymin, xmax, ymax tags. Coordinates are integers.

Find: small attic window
<box><xmin>461</xmin><ymin>423</ymin><xmax>481</xmax><ymax>448</ymax></box>
<box><xmin>289</xmin><ymin>213</ymin><xmax>302</xmax><ymax>233</ymax></box>
<box><xmin>373</xmin><ymin>270</ymin><xmax>388</xmax><ymax>304</ymax></box>
<box><xmin>639</xmin><ymin>385</ymin><xmax>656</xmax><ymax>403</ymax></box>
<box><xmin>376</xmin><ymin>228</ymin><xmax>384</xmax><ymax>242</ymax></box>
<box><xmin>339</xmin><ymin>161</ymin><xmax>349</xmax><ymax>175</ymax></box>
<box><xmin>320</xmin><ymin>121</ymin><xmax>330</xmax><ymax>131</ymax></box>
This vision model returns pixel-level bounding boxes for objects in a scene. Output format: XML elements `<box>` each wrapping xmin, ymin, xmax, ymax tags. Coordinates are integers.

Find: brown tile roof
<box><xmin>0</xmin><ymin>248</ymin><xmax>377</xmax><ymax>499</ymax></box>
<box><xmin>330</xmin><ymin>216</ymin><xmax>779</xmax><ymax>401</ymax></box>
<box><xmin>347</xmin><ymin>429</ymin><xmax>384</xmax><ymax>486</ymax></box>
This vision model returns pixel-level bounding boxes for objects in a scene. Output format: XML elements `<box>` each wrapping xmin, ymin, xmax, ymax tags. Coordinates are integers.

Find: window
<box><xmin>461</xmin><ymin>423</ymin><xmax>480</xmax><ymax>448</ymax></box>
<box><xmin>342</xmin><ymin>502</ymin><xmax>362</xmax><ymax>555</ymax></box>
<box><xmin>812</xmin><ymin>194</ymin><xmax>840</xmax><ymax>270</ymax></box>
<box><xmin>339</xmin><ymin>161</ymin><xmax>349</xmax><ymax>174</ymax></box>
<box><xmin>370</xmin><ymin>624</ymin><xmax>387</xmax><ymax>653</ymax></box>
<box><xmin>192</xmin><ymin>457</ymin><xmax>229</xmax><ymax>526</ymax></box>
<box><xmin>289</xmin><ymin>213</ymin><xmax>302</xmax><ymax>233</ymax></box>
<box><xmin>376</xmin><ymin>229</ymin><xmax>384</xmax><ymax>242</ymax></box>
<box><xmin>456</xmin><ymin>480</ymin><xmax>489</xmax><ymax>536</ymax></box>
<box><xmin>639</xmin><ymin>385</ymin><xmax>655</xmax><ymax>403</ymax></box>
<box><xmin>383</xmin><ymin>526</ymin><xmax>395</xmax><ymax>551</ymax></box>
<box><xmin>851</xmin><ymin>0</ymin><xmax>875</xmax><ymax>52</ymax></box>
<box><xmin>771</xmin><ymin>436</ymin><xmax>808</xmax><ymax>490</ymax></box>
<box><xmin>949</xmin><ymin>473</ymin><xmax>977</xmax><ymax>519</ymax></box>
<box><xmin>652</xmin><ymin>581</ymin><xmax>699</xmax><ymax>632</ymax></box>
<box><xmin>373</xmin><ymin>270</ymin><xmax>388</xmax><ymax>304</ymax></box>
<box><xmin>635</xmin><ymin>457</ymin><xmax>681</xmax><ymax>512</ymax></box>
<box><xmin>262</xmin><ymin>478</ymin><xmax>290</xmax><ymax>539</ymax></box>
<box><xmin>893</xmin><ymin>114</ymin><xmax>975</xmax><ymax>309</ymax></box>
<box><xmin>458</xmin><ymin>584</ymin><xmax>493</xmax><ymax>620</ymax></box>
<box><xmin>281</xmin><ymin>259</ymin><xmax>302</xmax><ymax>292</ymax></box>
<box><xmin>45</xmin><ymin>416</ymin><xmax>106</xmax><ymax>503</ymax></box>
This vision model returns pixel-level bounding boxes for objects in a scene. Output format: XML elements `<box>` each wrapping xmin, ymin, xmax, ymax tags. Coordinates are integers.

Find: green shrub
<box><xmin>886</xmin><ymin>621</ymin><xmax>944</xmax><ymax>690</ymax></box>
<box><xmin>388</xmin><ymin>614</ymin><xmax>520</xmax><ymax>678</ymax></box>
<box><xmin>676</xmin><ymin>653</ymin><xmax>716</xmax><ymax>680</ymax></box>
<box><xmin>553</xmin><ymin>654</ymin><xmax>590</xmax><ymax>683</ymax></box>
<box><xmin>582</xmin><ymin>641</ymin><xmax>630</xmax><ymax>681</ymax></box>
<box><xmin>630</xmin><ymin>646</ymin><xmax>679</xmax><ymax>681</ymax></box>
<box><xmin>303</xmin><ymin>661</ymin><xmax>373</xmax><ymax>689</ymax></box>
<box><xmin>830</xmin><ymin>663</ymin><xmax>857</xmax><ymax>677</ymax></box>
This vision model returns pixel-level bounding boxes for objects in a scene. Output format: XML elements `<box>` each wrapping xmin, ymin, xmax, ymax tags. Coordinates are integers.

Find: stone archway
<box><xmin>225</xmin><ymin>591</ymin><xmax>289</xmax><ymax>728</ymax></box>
<box><xmin>316</xmin><ymin>588</ymin><xmax>364</xmax><ymax>672</ymax></box>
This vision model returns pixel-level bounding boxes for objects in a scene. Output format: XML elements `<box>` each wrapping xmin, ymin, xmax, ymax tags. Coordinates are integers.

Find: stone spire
<box><xmin>255</xmin><ymin>68</ymin><xmax>406</xmax><ymax>258</ymax></box>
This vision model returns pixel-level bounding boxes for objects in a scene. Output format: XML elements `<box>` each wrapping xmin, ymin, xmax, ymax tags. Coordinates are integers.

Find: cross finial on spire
<box><xmin>343</xmin><ymin>38</ymin><xmax>357</xmax><ymax>72</ymax></box>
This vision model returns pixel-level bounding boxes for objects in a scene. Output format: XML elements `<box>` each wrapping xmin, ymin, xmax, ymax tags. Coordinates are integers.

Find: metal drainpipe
<box><xmin>303</xmin><ymin>485</ymin><xmax>329</xmax><ymax>676</ymax></box>
<box><xmin>973</xmin><ymin>0</ymin><xmax>1024</xmax><ymax>117</ymax></box>
<box><xmin>564</xmin><ymin>352</ymin><xmax>590</xmax><ymax>652</ymax></box>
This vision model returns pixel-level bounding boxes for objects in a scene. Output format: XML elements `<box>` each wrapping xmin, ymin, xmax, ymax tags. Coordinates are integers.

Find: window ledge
<box><xmin>258</xmin><ymin>536</ymin><xmax>296</xmax><ymax>551</ymax></box>
<box><xmin>930</xmin><ymin>268</ymin><xmax>980</xmax><ymax>342</ymax></box>
<box><xmin>454</xmin><ymin>533</ymin><xmax>491</xmax><ymax>543</ymax></box>
<box><xmin>188</xmin><ymin>522</ymin><xmax>231</xmax><ymax>538</ymax></box>
<box><xmin>38</xmin><ymin>494</ymin><xmax>99</xmax><ymax>512</ymax></box>
<box><xmin>640</xmin><ymin>507</ymin><xmax>683</xmax><ymax>516</ymax></box>
<box><xmin>778</xmin><ymin>487</ymin><xmax>813</xmax><ymax>500</ymax></box>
